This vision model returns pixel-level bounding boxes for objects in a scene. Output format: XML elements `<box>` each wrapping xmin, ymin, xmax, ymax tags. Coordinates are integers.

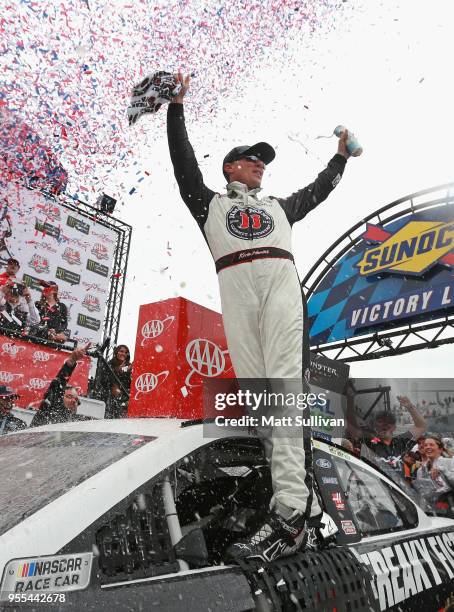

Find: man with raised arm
<box><xmin>167</xmin><ymin>73</ymin><xmax>351</xmax><ymax>562</ymax></box>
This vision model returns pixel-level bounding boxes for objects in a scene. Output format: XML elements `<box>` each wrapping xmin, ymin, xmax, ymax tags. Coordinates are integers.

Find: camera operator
<box><xmin>0</xmin><ymin>279</ymin><xmax>40</xmax><ymax>331</ymax></box>
<box><xmin>0</xmin><ymin>258</ymin><xmax>20</xmax><ymax>286</ymax></box>
<box><xmin>0</xmin><ymin>385</ymin><xmax>26</xmax><ymax>435</ymax></box>
<box><xmin>31</xmin><ymin>343</ymin><xmax>91</xmax><ymax>427</ymax></box>
<box><xmin>35</xmin><ymin>281</ymin><xmax>69</xmax><ymax>343</ymax></box>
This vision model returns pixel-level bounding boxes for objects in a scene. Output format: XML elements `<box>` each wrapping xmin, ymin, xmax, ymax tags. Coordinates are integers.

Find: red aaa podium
<box><xmin>129</xmin><ymin>298</ymin><xmax>234</xmax><ymax>419</ymax></box>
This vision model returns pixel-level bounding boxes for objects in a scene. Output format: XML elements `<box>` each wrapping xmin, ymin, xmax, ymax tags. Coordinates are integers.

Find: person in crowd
<box><xmin>0</xmin><ymin>385</ymin><xmax>26</xmax><ymax>435</ymax></box>
<box><xmin>0</xmin><ymin>279</ymin><xmax>40</xmax><ymax>331</ymax></box>
<box><xmin>340</xmin><ymin>438</ymin><xmax>354</xmax><ymax>453</ymax></box>
<box><xmin>97</xmin><ymin>344</ymin><xmax>132</xmax><ymax>418</ymax></box>
<box><xmin>421</xmin><ymin>437</ymin><xmax>454</xmax><ymax>481</ymax></box>
<box><xmin>35</xmin><ymin>281</ymin><xmax>69</xmax><ymax>343</ymax></box>
<box><xmin>31</xmin><ymin>343</ymin><xmax>91</xmax><ymax>427</ymax></box>
<box><xmin>346</xmin><ymin>388</ymin><xmax>427</xmax><ymax>470</ymax></box>
<box><xmin>412</xmin><ymin>435</ymin><xmax>427</xmax><ymax>462</ymax></box>
<box><xmin>402</xmin><ymin>451</ymin><xmax>420</xmax><ymax>486</ymax></box>
<box><xmin>415</xmin><ymin>436</ymin><xmax>454</xmax><ymax>513</ymax></box>
<box><xmin>441</xmin><ymin>439</ymin><xmax>454</xmax><ymax>458</ymax></box>
<box><xmin>0</xmin><ymin>257</ymin><xmax>20</xmax><ymax>286</ymax></box>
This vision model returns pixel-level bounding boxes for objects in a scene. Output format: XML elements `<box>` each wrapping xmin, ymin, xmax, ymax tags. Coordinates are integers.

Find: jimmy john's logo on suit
<box><xmin>226</xmin><ymin>205</ymin><xmax>274</xmax><ymax>240</ymax></box>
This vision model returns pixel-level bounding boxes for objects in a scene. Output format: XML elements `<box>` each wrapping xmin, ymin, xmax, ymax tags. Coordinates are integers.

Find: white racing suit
<box><xmin>167</xmin><ymin>103</ymin><xmax>346</xmax><ymax>519</ymax></box>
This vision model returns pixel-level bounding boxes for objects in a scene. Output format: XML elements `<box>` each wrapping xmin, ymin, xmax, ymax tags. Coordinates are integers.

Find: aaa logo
<box><xmin>357</xmin><ymin>221</ymin><xmax>454</xmax><ymax>276</ymax></box>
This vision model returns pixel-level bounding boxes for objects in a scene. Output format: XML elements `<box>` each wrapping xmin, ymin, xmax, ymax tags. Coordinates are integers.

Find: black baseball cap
<box><xmin>6</xmin><ymin>258</ymin><xmax>20</xmax><ymax>267</ymax></box>
<box><xmin>222</xmin><ymin>142</ymin><xmax>276</xmax><ymax>178</ymax></box>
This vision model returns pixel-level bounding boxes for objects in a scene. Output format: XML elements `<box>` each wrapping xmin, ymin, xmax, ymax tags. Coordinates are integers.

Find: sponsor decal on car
<box><xmin>316</xmin><ymin>458</ymin><xmax>332</xmax><ymax>469</ymax></box>
<box><xmin>331</xmin><ymin>448</ymin><xmax>353</xmax><ymax>460</ymax></box>
<box><xmin>66</xmin><ymin>216</ymin><xmax>90</xmax><ymax>235</ymax></box>
<box><xmin>77</xmin><ymin>313</ymin><xmax>101</xmax><ymax>331</ymax></box>
<box><xmin>357</xmin><ymin>532</ymin><xmax>454</xmax><ymax>611</ymax></box>
<box><xmin>0</xmin><ymin>552</ymin><xmax>92</xmax><ymax>599</ymax></box>
<box><xmin>341</xmin><ymin>519</ymin><xmax>357</xmax><ymax>535</ymax></box>
<box><xmin>86</xmin><ymin>259</ymin><xmax>108</xmax><ymax>277</ymax></box>
<box><xmin>321</xmin><ymin>476</ymin><xmax>339</xmax><ymax>485</ymax></box>
<box><xmin>55</xmin><ymin>267</ymin><xmax>81</xmax><ymax>286</ymax></box>
<box><xmin>331</xmin><ymin>492</ymin><xmax>345</xmax><ymax>510</ymax></box>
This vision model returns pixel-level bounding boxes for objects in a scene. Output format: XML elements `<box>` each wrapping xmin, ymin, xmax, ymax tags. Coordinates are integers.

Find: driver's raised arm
<box><xmin>277</xmin><ymin>132</ymin><xmax>349</xmax><ymax>225</ymax></box>
<box><xmin>167</xmin><ymin>73</ymin><xmax>216</xmax><ymax>229</ymax></box>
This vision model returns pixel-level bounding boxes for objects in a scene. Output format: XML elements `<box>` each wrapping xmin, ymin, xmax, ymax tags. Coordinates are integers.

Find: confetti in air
<box><xmin>1</xmin><ymin>0</ymin><xmax>350</xmax><ymax>201</ymax></box>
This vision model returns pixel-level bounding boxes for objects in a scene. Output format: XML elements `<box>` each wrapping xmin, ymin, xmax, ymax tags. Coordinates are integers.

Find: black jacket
<box><xmin>31</xmin><ymin>360</ymin><xmax>89</xmax><ymax>427</ymax></box>
<box><xmin>35</xmin><ymin>300</ymin><xmax>68</xmax><ymax>334</ymax></box>
<box><xmin>97</xmin><ymin>360</ymin><xmax>132</xmax><ymax>401</ymax></box>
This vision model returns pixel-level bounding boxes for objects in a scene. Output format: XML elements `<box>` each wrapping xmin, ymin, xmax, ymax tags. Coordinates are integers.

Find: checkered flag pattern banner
<box><xmin>127</xmin><ymin>71</ymin><xmax>181</xmax><ymax>126</ymax></box>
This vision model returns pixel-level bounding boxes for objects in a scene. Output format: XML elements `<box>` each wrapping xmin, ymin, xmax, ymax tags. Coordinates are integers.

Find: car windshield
<box><xmin>0</xmin><ymin>431</ymin><xmax>155</xmax><ymax>536</ymax></box>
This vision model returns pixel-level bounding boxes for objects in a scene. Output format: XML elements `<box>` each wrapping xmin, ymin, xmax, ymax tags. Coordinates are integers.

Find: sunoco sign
<box><xmin>307</xmin><ymin>202</ymin><xmax>454</xmax><ymax>345</ymax></box>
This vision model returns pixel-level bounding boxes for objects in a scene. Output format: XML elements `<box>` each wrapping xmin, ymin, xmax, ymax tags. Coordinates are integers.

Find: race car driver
<box><xmin>166</xmin><ymin>73</ymin><xmax>351</xmax><ymax>562</ymax></box>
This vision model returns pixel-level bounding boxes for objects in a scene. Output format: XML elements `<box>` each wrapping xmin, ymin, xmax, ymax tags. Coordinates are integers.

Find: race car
<box><xmin>1</xmin><ymin>418</ymin><xmax>454</xmax><ymax>611</ymax></box>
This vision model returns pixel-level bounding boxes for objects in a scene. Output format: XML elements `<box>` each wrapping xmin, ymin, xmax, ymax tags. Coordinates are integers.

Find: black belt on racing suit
<box><xmin>215</xmin><ymin>247</ymin><xmax>294</xmax><ymax>273</ymax></box>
